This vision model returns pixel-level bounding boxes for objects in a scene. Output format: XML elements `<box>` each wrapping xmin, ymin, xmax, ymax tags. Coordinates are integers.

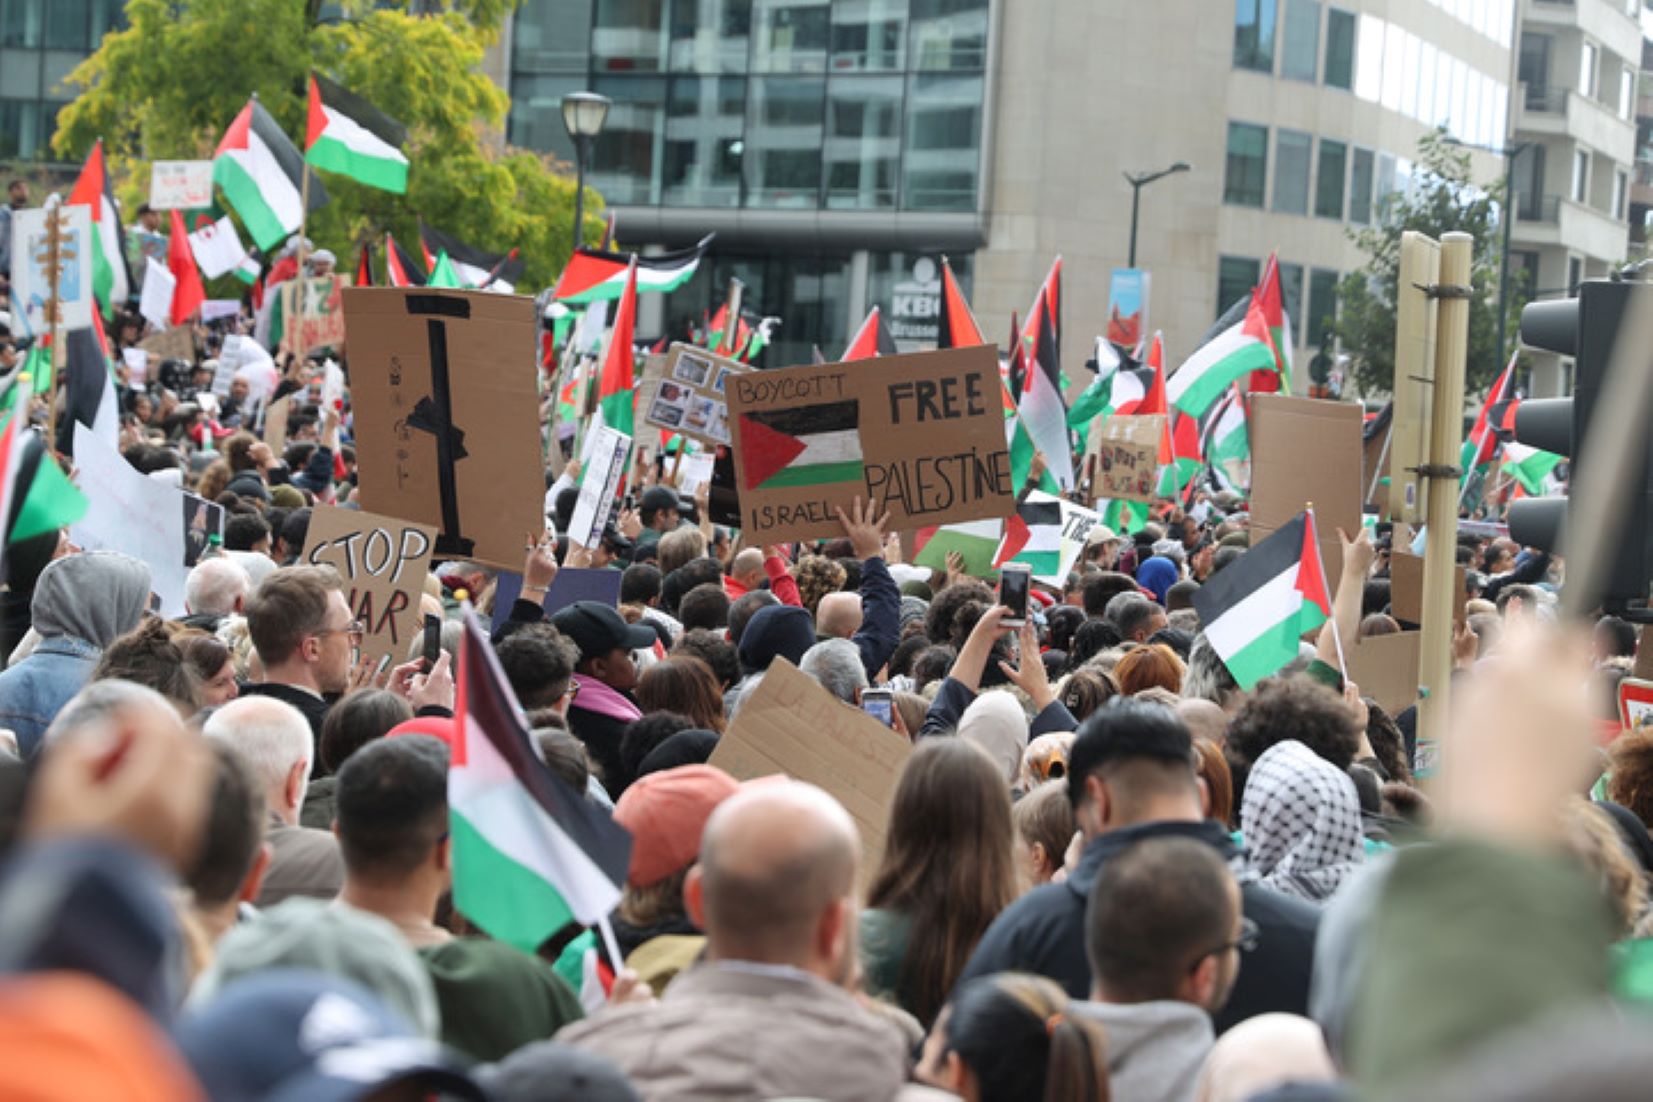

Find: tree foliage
<box><xmin>1330</xmin><ymin>130</ymin><xmax>1524</xmax><ymax>397</ymax></box>
<box><xmin>52</xmin><ymin>0</ymin><xmax>598</xmax><ymax>292</ymax></box>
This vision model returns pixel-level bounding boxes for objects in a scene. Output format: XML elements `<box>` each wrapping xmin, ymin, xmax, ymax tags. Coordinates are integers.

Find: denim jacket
<box><xmin>0</xmin><ymin>637</ymin><xmax>101</xmax><ymax>757</ymax></box>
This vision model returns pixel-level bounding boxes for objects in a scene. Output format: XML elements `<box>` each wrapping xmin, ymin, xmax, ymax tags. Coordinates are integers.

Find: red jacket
<box><xmin>724</xmin><ymin>555</ymin><xmax>802</xmax><ymax>607</ymax></box>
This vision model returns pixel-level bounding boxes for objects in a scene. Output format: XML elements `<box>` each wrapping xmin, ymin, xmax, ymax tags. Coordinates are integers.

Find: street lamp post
<box><xmin>561</xmin><ymin>92</ymin><xmax>612</xmax><ymax>255</ymax></box>
<box><xmin>1123</xmin><ymin>162</ymin><xmax>1191</xmax><ymax>268</ymax></box>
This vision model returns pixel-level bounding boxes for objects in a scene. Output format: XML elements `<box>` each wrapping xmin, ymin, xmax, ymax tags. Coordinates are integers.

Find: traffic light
<box><xmin>1513</xmin><ymin>279</ymin><xmax>1653</xmax><ymax>612</ymax></box>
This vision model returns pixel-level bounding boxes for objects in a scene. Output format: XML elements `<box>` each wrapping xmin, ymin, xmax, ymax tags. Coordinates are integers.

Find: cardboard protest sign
<box><xmin>302</xmin><ymin>506</ymin><xmax>437</xmax><ymax>668</ymax></box>
<box><xmin>1251</xmin><ymin>396</ymin><xmax>1362</xmax><ymax>591</ymax></box>
<box><xmin>148</xmin><ymin>160</ymin><xmax>214</xmax><ymax>210</ymax></box>
<box><xmin>121</xmin><ymin>348</ymin><xmax>149</xmax><ymax>386</ymax></box>
<box><xmin>182</xmin><ymin>493</ymin><xmax>225</xmax><ymax>568</ymax></box>
<box><xmin>1346</xmin><ymin>631</ymin><xmax>1421</xmax><ymax>718</ymax></box>
<box><xmin>281</xmin><ymin>275</ymin><xmax>350</xmax><ymax>354</ymax></box>
<box><xmin>1619</xmin><ymin>678</ymin><xmax>1653</xmax><ymax>734</ymax></box>
<box><xmin>725</xmin><ymin>345</ymin><xmax>1012</xmax><ymax>543</ymax></box>
<box><xmin>344</xmin><ymin>288</ymin><xmax>544</xmax><ymax>570</ymax></box>
<box><xmin>137</xmin><ymin>325</ymin><xmax>195</xmax><ymax>363</ymax></box>
<box><xmin>640</xmin><ymin>344</ymin><xmax>748</xmax><ymax>448</ymax></box>
<box><xmin>913</xmin><ymin>519</ymin><xmax>1003</xmax><ymax>579</ymax></box>
<box><xmin>70</xmin><ymin>422</ymin><xmax>187</xmax><ymax>615</ymax></box>
<box><xmin>263</xmin><ymin>394</ymin><xmax>291</xmax><ymax>453</ymax></box>
<box><xmin>568</xmin><ymin>426</ymin><xmax>629</xmax><ymax>549</ymax></box>
<box><xmin>672</xmin><ymin>452</ymin><xmax>716</xmax><ymax>497</ymax></box>
<box><xmin>10</xmin><ymin>205</ymin><xmax>94</xmax><ymax>334</ymax></box>
<box><xmin>1088</xmin><ymin>415</ymin><xmax>1163</xmax><ymax>503</ymax></box>
<box><xmin>1389</xmin><ymin>550</ymin><xmax>1466</xmax><ymax>626</ymax></box>
<box><xmin>489</xmin><ymin>568</ymin><xmax>625</xmax><ymax>634</ymax></box>
<box><xmin>709</xmin><ymin>657</ymin><xmax>912</xmax><ymax>889</ymax></box>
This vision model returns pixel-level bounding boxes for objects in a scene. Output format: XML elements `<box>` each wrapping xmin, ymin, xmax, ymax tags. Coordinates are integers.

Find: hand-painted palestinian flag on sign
<box><xmin>739</xmin><ymin>401</ymin><xmax>863</xmax><ymax>491</ymax></box>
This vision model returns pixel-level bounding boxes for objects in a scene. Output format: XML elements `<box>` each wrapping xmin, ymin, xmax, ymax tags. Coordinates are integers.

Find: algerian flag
<box><xmin>188</xmin><ymin>215</ymin><xmax>251</xmax><ymax>279</ymax></box>
<box><xmin>1168</xmin><ymin>293</ymin><xmax>1278</xmax><ymax>416</ymax></box>
<box><xmin>913</xmin><ymin>518</ymin><xmax>1003</xmax><ymax>578</ymax></box>
<box><xmin>451</xmin><ymin>610</ymin><xmax>632</xmax><ymax>953</ymax></box>
<box><xmin>1192</xmin><ymin>509</ymin><xmax>1331</xmax><ymax>690</ymax></box>
<box><xmin>739</xmin><ymin>401</ymin><xmax>863</xmax><ymax>490</ymax></box>
<box><xmin>304</xmin><ymin>73</ymin><xmax>408</xmax><ymax>194</ymax></box>
<box><xmin>214</xmin><ymin>97</ymin><xmax>327</xmax><ymax>252</ymax></box>
<box><xmin>66</xmin><ymin>140</ymin><xmax>132</xmax><ymax>317</ymax></box>
<box><xmin>994</xmin><ymin>495</ymin><xmax>1065</xmax><ymax>580</ymax></box>
<box><xmin>1502</xmin><ymin>442</ymin><xmax>1562</xmax><ymax>495</ymax></box>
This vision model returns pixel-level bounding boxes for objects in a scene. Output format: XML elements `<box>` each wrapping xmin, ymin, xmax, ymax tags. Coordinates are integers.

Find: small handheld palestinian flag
<box><xmin>994</xmin><ymin>495</ymin><xmax>1064</xmax><ymax>579</ymax></box>
<box><xmin>739</xmin><ymin>401</ymin><xmax>863</xmax><ymax>491</ymax></box>
<box><xmin>1192</xmin><ymin>508</ymin><xmax>1333</xmax><ymax>690</ymax></box>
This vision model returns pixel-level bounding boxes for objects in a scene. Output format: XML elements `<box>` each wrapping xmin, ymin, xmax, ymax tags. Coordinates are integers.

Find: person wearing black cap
<box><xmin>635</xmin><ymin>486</ymin><xmax>683</xmax><ymax>555</ymax></box>
<box><xmin>551</xmin><ymin>600</ymin><xmax>658</xmax><ymax>797</ymax></box>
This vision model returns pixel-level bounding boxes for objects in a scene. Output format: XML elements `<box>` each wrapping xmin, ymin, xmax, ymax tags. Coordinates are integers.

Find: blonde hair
<box><xmin>657</xmin><ymin>527</ymin><xmax>709</xmax><ymax>576</ymax></box>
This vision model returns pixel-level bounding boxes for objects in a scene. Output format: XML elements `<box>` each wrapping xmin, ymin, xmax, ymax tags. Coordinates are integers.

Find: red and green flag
<box><xmin>937</xmin><ymin>258</ymin><xmax>984</xmax><ymax>348</ymax></box>
<box><xmin>1250</xmin><ymin>252</ymin><xmax>1294</xmax><ymax>393</ymax></box>
<box><xmin>166</xmin><ymin>210</ymin><xmax>206</xmax><ymax>327</ymax></box>
<box><xmin>1168</xmin><ymin>292</ymin><xmax>1278</xmax><ymax>416</ymax></box>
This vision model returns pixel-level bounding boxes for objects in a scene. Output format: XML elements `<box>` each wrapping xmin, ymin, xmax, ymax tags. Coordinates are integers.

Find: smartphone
<box><xmin>421</xmin><ymin>613</ymin><xmax>442</xmax><ymax>673</ymax></box>
<box><xmin>999</xmin><ymin>563</ymin><xmax>1032</xmax><ymax>628</ymax></box>
<box><xmin>861</xmin><ymin>688</ymin><xmax>895</xmax><ymax>728</ymax></box>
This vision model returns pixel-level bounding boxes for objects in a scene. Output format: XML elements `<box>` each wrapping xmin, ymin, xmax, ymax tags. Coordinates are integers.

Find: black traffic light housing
<box><xmin>1514</xmin><ymin>279</ymin><xmax>1653</xmax><ymax>613</ymax></box>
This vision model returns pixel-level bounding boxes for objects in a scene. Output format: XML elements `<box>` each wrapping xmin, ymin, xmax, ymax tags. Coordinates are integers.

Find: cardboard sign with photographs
<box><xmin>302</xmin><ymin>506</ymin><xmax>438</xmax><ymax>668</ymax></box>
<box><xmin>344</xmin><ymin>288</ymin><xmax>545</xmax><ymax>571</ymax></box>
<box><xmin>1088</xmin><ymin>415</ymin><xmax>1164</xmax><ymax>503</ymax></box>
<box><xmin>724</xmin><ymin>344</ymin><xmax>1013</xmax><ymax>543</ymax></box>
<box><xmin>181</xmin><ymin>493</ymin><xmax>225</xmax><ymax>568</ymax></box>
<box><xmin>709</xmin><ymin>657</ymin><xmax>912</xmax><ymax>891</ymax></box>
<box><xmin>1251</xmin><ymin>396</ymin><xmax>1362</xmax><ymax>591</ymax></box>
<box><xmin>639</xmin><ymin>343</ymin><xmax>749</xmax><ymax>448</ymax></box>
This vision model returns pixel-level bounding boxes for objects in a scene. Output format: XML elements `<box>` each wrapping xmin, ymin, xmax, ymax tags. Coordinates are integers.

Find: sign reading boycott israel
<box><xmin>725</xmin><ymin>345</ymin><xmax>1013</xmax><ymax>542</ymax></box>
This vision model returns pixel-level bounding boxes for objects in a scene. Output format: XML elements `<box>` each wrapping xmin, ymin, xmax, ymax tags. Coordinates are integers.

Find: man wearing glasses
<box><xmin>241</xmin><ymin>566</ymin><xmax>362</xmax><ymax>747</ymax></box>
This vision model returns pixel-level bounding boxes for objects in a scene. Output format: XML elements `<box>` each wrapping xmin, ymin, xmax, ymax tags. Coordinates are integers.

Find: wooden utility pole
<box><xmin>31</xmin><ymin>199</ymin><xmax>72</xmax><ymax>455</ymax></box>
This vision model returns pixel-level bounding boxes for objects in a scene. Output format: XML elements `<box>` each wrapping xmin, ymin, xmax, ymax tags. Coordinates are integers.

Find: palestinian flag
<box><xmin>354</xmin><ymin>242</ymin><xmax>373</xmax><ymax>287</ymax></box>
<box><xmin>1192</xmin><ymin>509</ymin><xmax>1331</xmax><ymax>690</ymax></box>
<box><xmin>59</xmin><ymin>320</ymin><xmax>119</xmax><ymax>459</ymax></box>
<box><xmin>550</xmin><ymin>234</ymin><xmax>713</xmax><ymax>304</ymax></box>
<box><xmin>1462</xmin><ymin>354</ymin><xmax>1519</xmax><ymax>476</ymax></box>
<box><xmin>594</xmin><ymin>259</ymin><xmax>638</xmax><ymax>438</ymax></box>
<box><xmin>1206</xmin><ymin>385</ymin><xmax>1250</xmax><ymax>467</ymax></box>
<box><xmin>1067</xmin><ymin>338</ymin><xmax>1122</xmax><ymax>435</ymax></box>
<box><xmin>1502</xmin><ymin>442</ymin><xmax>1562</xmax><ymax>496</ymax></box>
<box><xmin>1168</xmin><ymin>292</ymin><xmax>1278</xmax><ymax>416</ymax></box>
<box><xmin>936</xmin><ymin>258</ymin><xmax>985</xmax><ymax>348</ymax></box>
<box><xmin>214</xmin><ymin>97</ymin><xmax>327</xmax><ymax>252</ymax></box>
<box><xmin>6</xmin><ymin>426</ymin><xmax>89</xmax><ymax>549</ymax></box>
<box><xmin>66</xmin><ymin>141</ymin><xmax>132</xmax><ymax>316</ymax></box>
<box><xmin>304</xmin><ymin>73</ymin><xmax>408</xmax><ymax>194</ymax></box>
<box><xmin>1250</xmin><ymin>253</ymin><xmax>1294</xmax><ymax>393</ymax></box>
<box><xmin>843</xmin><ymin>305</ymin><xmax>897</xmax><ymax>360</ymax></box>
<box><xmin>419</xmin><ymin>223</ymin><xmax>523</xmax><ymax>292</ymax></box>
<box><xmin>451</xmin><ymin>609</ymin><xmax>632</xmax><ymax>954</ymax></box>
<box><xmin>0</xmin><ymin>368</ymin><xmax>35</xmax><ymax>573</ymax></box>
<box><xmin>912</xmin><ymin>518</ymin><xmax>1002</xmax><ymax>578</ymax></box>
<box><xmin>187</xmin><ymin>214</ymin><xmax>250</xmax><ymax>280</ymax></box>
<box><xmin>1018</xmin><ymin>289</ymin><xmax>1073</xmax><ymax>490</ymax></box>
<box><xmin>1004</xmin><ymin>313</ymin><xmax>1049</xmax><ymax>494</ymax></box>
<box><xmin>994</xmin><ymin>495</ymin><xmax>1064</xmax><ymax>579</ymax></box>
<box><xmin>1021</xmin><ymin>256</ymin><xmax>1063</xmax><ymax>362</ymax></box>
<box><xmin>1157</xmin><ymin>410</ymin><xmax>1204</xmax><ymax>497</ymax></box>
<box><xmin>385</xmin><ymin>231</ymin><xmax>426</xmax><ymax>287</ymax></box>
<box><xmin>739</xmin><ymin>401</ymin><xmax>863</xmax><ymax>491</ymax></box>
<box><xmin>167</xmin><ymin>210</ymin><xmax>206</xmax><ymax>327</ymax></box>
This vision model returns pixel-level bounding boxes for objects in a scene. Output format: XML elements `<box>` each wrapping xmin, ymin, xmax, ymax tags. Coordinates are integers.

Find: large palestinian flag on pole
<box><xmin>384</xmin><ymin>232</ymin><xmax>426</xmax><ymax>287</ymax></box>
<box><xmin>936</xmin><ymin>258</ymin><xmax>984</xmax><ymax>348</ymax></box>
<box><xmin>419</xmin><ymin>223</ymin><xmax>523</xmax><ymax>292</ymax></box>
<box><xmin>843</xmin><ymin>305</ymin><xmax>897</xmax><ymax>360</ymax></box>
<box><xmin>1250</xmin><ymin>253</ymin><xmax>1294</xmax><ymax>393</ymax></box>
<box><xmin>452</xmin><ymin>609</ymin><xmax>632</xmax><ymax>953</ymax></box>
<box><xmin>1017</xmin><ymin>290</ymin><xmax>1073</xmax><ymax>490</ymax></box>
<box><xmin>1192</xmin><ymin>509</ymin><xmax>1331</xmax><ymax>690</ymax></box>
<box><xmin>214</xmin><ymin>97</ymin><xmax>327</xmax><ymax>252</ymax></box>
<box><xmin>1462</xmin><ymin>353</ymin><xmax>1519</xmax><ymax>477</ymax></box>
<box><xmin>66</xmin><ymin>140</ymin><xmax>132</xmax><ymax>317</ymax></box>
<box><xmin>551</xmin><ymin>234</ymin><xmax>713</xmax><ymax>304</ymax></box>
<box><xmin>739</xmin><ymin>401</ymin><xmax>863</xmax><ymax>491</ymax></box>
<box><xmin>1168</xmin><ymin>292</ymin><xmax>1278</xmax><ymax>416</ymax></box>
<box><xmin>304</xmin><ymin>73</ymin><xmax>409</xmax><ymax>194</ymax></box>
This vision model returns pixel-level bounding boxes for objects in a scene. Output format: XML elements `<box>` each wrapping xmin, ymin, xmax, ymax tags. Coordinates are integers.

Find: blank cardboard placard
<box><xmin>725</xmin><ymin>344</ymin><xmax>1012</xmax><ymax>542</ymax></box>
<box><xmin>709</xmin><ymin>658</ymin><xmax>912</xmax><ymax>889</ymax></box>
<box><xmin>1346</xmin><ymin>630</ymin><xmax>1422</xmax><ymax>717</ymax></box>
<box><xmin>262</xmin><ymin>394</ymin><xmax>291</xmax><ymax>453</ymax></box>
<box><xmin>137</xmin><ymin>325</ymin><xmax>194</xmax><ymax>363</ymax></box>
<box><xmin>1088</xmin><ymin>414</ymin><xmax>1164</xmax><ymax>503</ymax></box>
<box><xmin>1251</xmin><ymin>396</ymin><xmax>1362</xmax><ymax>592</ymax></box>
<box><xmin>344</xmin><ymin>288</ymin><xmax>544</xmax><ymax>571</ymax></box>
<box><xmin>1389</xmin><ymin>550</ymin><xmax>1466</xmax><ymax>625</ymax></box>
<box><xmin>302</xmin><ymin>506</ymin><xmax>437</xmax><ymax>668</ymax></box>
<box><xmin>489</xmin><ymin>568</ymin><xmax>625</xmax><ymax>633</ymax></box>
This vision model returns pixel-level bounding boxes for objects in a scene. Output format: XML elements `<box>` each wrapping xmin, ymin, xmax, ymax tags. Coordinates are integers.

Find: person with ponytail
<box><xmin>918</xmin><ymin>972</ymin><xmax>1110</xmax><ymax>1101</ymax></box>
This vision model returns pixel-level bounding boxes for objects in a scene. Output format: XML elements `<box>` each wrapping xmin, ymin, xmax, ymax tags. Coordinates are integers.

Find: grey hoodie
<box><xmin>1073</xmin><ymin>999</ymin><xmax>1214</xmax><ymax>1102</ymax></box>
<box><xmin>32</xmin><ymin>551</ymin><xmax>152</xmax><ymax>647</ymax></box>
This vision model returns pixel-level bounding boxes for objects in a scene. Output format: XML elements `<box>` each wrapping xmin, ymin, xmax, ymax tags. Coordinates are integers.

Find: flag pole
<box><xmin>292</xmin><ymin>162</ymin><xmax>312</xmax><ymax>371</ymax></box>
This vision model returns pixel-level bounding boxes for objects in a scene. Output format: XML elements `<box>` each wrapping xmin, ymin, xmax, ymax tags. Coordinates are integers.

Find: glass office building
<box><xmin>0</xmin><ymin>0</ymin><xmax>125</xmax><ymax>161</ymax></box>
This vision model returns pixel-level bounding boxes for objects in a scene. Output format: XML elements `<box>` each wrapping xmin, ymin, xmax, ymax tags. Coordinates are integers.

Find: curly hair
<box><xmin>925</xmin><ymin>579</ymin><xmax>994</xmax><ymax>646</ymax></box>
<box><xmin>795</xmin><ymin>554</ymin><xmax>847</xmax><ymax>617</ymax></box>
<box><xmin>1225</xmin><ymin>676</ymin><xmax>1361</xmax><ymax>807</ymax></box>
<box><xmin>1608</xmin><ymin>730</ymin><xmax>1653</xmax><ymax>831</ymax></box>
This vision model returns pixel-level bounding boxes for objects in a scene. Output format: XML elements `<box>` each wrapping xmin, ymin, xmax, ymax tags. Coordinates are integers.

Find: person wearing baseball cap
<box><xmin>610</xmin><ymin>764</ymin><xmax>740</xmax><ymax>992</ymax></box>
<box><xmin>551</xmin><ymin>601</ymin><xmax>658</xmax><ymax>797</ymax></box>
<box><xmin>634</xmin><ymin>486</ymin><xmax>684</xmax><ymax>555</ymax></box>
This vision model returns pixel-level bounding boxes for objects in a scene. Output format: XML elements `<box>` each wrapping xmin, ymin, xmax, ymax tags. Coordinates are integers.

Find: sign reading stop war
<box><xmin>302</xmin><ymin>506</ymin><xmax>437</xmax><ymax>668</ymax></box>
<box><xmin>725</xmin><ymin>345</ymin><xmax>1014</xmax><ymax>542</ymax></box>
<box><xmin>343</xmin><ymin>288</ymin><xmax>545</xmax><ymax>571</ymax></box>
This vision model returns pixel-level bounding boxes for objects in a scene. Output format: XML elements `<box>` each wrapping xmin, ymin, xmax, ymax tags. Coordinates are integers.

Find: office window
<box><xmin>909</xmin><ymin>0</ymin><xmax>988</xmax><ymax>70</ymax></box>
<box><xmin>1621</xmin><ymin>67</ymin><xmax>1635</xmax><ymax>120</ymax></box>
<box><xmin>745</xmin><ymin>76</ymin><xmax>827</xmax><ymax>206</ymax></box>
<box><xmin>1315</xmin><ymin>139</ymin><xmax>1346</xmax><ymax>218</ymax></box>
<box><xmin>901</xmin><ymin>72</ymin><xmax>983</xmax><ymax>211</ymax></box>
<box><xmin>1234</xmin><ymin>0</ymin><xmax>1277</xmax><ymax>72</ymax></box>
<box><xmin>0</xmin><ymin>0</ymin><xmax>43</xmax><ymax>47</ymax></box>
<box><xmin>1306</xmin><ymin>268</ymin><xmax>1339</xmax><ymax>347</ymax></box>
<box><xmin>667</xmin><ymin>0</ymin><xmax>751</xmax><ymax>72</ymax></box>
<box><xmin>1217</xmin><ymin>256</ymin><xmax>1261</xmax><ymax>319</ymax></box>
<box><xmin>1513</xmin><ymin>144</ymin><xmax>1545</xmax><ymax>219</ymax></box>
<box><xmin>752</xmin><ymin>0</ymin><xmax>831</xmax><ymax>73</ymax></box>
<box><xmin>1580</xmin><ymin>42</ymin><xmax>1597</xmax><ymax>99</ymax></box>
<box><xmin>1281</xmin><ymin>0</ymin><xmax>1319</xmax><ymax>82</ymax></box>
<box><xmin>1572</xmin><ymin>148</ymin><xmax>1588</xmax><ymax>202</ymax></box>
<box><xmin>592</xmin><ymin>0</ymin><xmax>667</xmax><ymax>73</ymax></box>
<box><xmin>1518</xmin><ymin>33</ymin><xmax>1550</xmax><ymax>107</ymax></box>
<box><xmin>1280</xmin><ymin>262</ymin><xmax>1305</xmax><ymax>340</ymax></box>
<box><xmin>1354</xmin><ymin>13</ymin><xmax>1382</xmax><ymax>101</ymax></box>
<box><xmin>1224</xmin><ymin>122</ymin><xmax>1268</xmax><ymax>207</ymax></box>
<box><xmin>662</xmin><ymin>76</ymin><xmax>747</xmax><ymax>208</ymax></box>
<box><xmin>823</xmin><ymin>75</ymin><xmax>903</xmax><ymax>209</ymax></box>
<box><xmin>1375</xmin><ymin>151</ymin><xmax>1397</xmax><ymax>206</ymax></box>
<box><xmin>830</xmin><ymin>0</ymin><xmax>906</xmax><ymax>72</ymax></box>
<box><xmin>1348</xmin><ymin>147</ymin><xmax>1374</xmax><ymax>223</ymax></box>
<box><xmin>589</xmin><ymin>75</ymin><xmax>667</xmax><ymax>205</ymax></box>
<box><xmin>1272</xmin><ymin>129</ymin><xmax>1312</xmax><ymax>214</ymax></box>
<box><xmin>1614</xmin><ymin>168</ymin><xmax>1629</xmax><ymax>220</ymax></box>
<box><xmin>1324</xmin><ymin>8</ymin><xmax>1354</xmax><ymax>89</ymax></box>
<box><xmin>43</xmin><ymin>0</ymin><xmax>86</xmax><ymax>49</ymax></box>
<box><xmin>1567</xmin><ymin>256</ymin><xmax>1582</xmax><ymax>295</ymax></box>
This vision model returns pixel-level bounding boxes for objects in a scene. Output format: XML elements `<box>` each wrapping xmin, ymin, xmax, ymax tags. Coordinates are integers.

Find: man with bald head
<box><xmin>816</xmin><ymin>591</ymin><xmax>863</xmax><ymax>641</ymax></box>
<box><xmin>561</xmin><ymin>780</ymin><xmax>908</xmax><ymax>1100</ymax></box>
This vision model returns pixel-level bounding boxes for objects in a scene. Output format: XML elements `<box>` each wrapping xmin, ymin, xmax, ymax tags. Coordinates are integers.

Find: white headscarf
<box><xmin>957</xmin><ymin>691</ymin><xmax>1028</xmax><ymax>785</ymax></box>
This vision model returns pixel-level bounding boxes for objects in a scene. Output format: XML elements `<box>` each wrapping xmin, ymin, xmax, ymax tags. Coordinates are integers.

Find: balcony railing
<box><xmin>1524</xmin><ymin>86</ymin><xmax>1567</xmax><ymax>113</ymax></box>
<box><xmin>1519</xmin><ymin>194</ymin><xmax>1562</xmax><ymax>223</ymax></box>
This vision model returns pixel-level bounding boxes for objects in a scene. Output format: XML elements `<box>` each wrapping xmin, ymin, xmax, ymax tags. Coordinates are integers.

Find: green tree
<box><xmin>51</xmin><ymin>0</ymin><xmax>599</xmax><ymax>292</ymax></box>
<box><xmin>1330</xmin><ymin>129</ymin><xmax>1524</xmax><ymax>397</ymax></box>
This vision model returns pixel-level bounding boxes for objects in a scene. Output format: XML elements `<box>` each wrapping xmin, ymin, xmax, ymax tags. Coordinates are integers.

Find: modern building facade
<box><xmin>1507</xmin><ymin>0</ymin><xmax>1642</xmax><ymax>394</ymax></box>
<box><xmin>0</xmin><ymin>0</ymin><xmax>125</xmax><ymax>163</ymax></box>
